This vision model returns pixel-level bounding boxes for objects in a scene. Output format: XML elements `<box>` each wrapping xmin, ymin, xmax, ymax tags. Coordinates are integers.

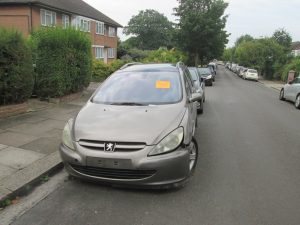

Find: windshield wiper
<box><xmin>110</xmin><ymin>102</ymin><xmax>148</xmax><ymax>106</ymax></box>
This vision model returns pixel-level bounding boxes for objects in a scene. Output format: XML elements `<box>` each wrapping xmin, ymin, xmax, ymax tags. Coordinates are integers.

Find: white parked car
<box><xmin>279</xmin><ymin>76</ymin><xmax>300</xmax><ymax>109</ymax></box>
<box><xmin>243</xmin><ymin>69</ymin><xmax>258</xmax><ymax>81</ymax></box>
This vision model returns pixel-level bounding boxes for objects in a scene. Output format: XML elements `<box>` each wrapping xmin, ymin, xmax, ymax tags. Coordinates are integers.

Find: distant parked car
<box><xmin>188</xmin><ymin>67</ymin><xmax>205</xmax><ymax>114</ymax></box>
<box><xmin>208</xmin><ymin>62</ymin><xmax>217</xmax><ymax>75</ymax></box>
<box><xmin>238</xmin><ymin>67</ymin><xmax>247</xmax><ymax>78</ymax></box>
<box><xmin>279</xmin><ymin>76</ymin><xmax>300</xmax><ymax>109</ymax></box>
<box><xmin>198</xmin><ymin>67</ymin><xmax>214</xmax><ymax>86</ymax></box>
<box><xmin>231</xmin><ymin>64</ymin><xmax>238</xmax><ymax>72</ymax></box>
<box><xmin>243</xmin><ymin>69</ymin><xmax>258</xmax><ymax>81</ymax></box>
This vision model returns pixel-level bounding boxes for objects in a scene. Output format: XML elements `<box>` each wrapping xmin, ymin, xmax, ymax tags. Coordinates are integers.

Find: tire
<box><xmin>279</xmin><ymin>89</ymin><xmax>285</xmax><ymax>101</ymax></box>
<box><xmin>188</xmin><ymin>137</ymin><xmax>198</xmax><ymax>175</ymax></box>
<box><xmin>295</xmin><ymin>94</ymin><xmax>300</xmax><ymax>109</ymax></box>
<box><xmin>197</xmin><ymin>100</ymin><xmax>203</xmax><ymax>114</ymax></box>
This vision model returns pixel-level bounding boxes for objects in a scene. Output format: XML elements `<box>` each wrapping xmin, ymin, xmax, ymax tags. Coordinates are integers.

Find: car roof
<box><xmin>119</xmin><ymin>63</ymin><xmax>179</xmax><ymax>73</ymax></box>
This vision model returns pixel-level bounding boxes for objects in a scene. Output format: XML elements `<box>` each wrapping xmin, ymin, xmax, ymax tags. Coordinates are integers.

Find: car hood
<box><xmin>74</xmin><ymin>102</ymin><xmax>186</xmax><ymax>145</ymax></box>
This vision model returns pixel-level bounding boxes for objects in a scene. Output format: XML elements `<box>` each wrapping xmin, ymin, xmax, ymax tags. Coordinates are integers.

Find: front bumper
<box><xmin>59</xmin><ymin>143</ymin><xmax>190</xmax><ymax>187</ymax></box>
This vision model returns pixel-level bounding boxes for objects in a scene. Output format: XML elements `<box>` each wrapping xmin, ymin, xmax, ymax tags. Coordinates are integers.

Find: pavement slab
<box><xmin>0</xmin><ymin>163</ymin><xmax>16</xmax><ymax>180</ymax></box>
<box><xmin>0</xmin><ymin>132</ymin><xmax>38</xmax><ymax>147</ymax></box>
<box><xmin>20</xmin><ymin>137</ymin><xmax>61</xmax><ymax>155</ymax></box>
<box><xmin>0</xmin><ymin>147</ymin><xmax>45</xmax><ymax>170</ymax></box>
<box><xmin>0</xmin><ymin>151</ymin><xmax>61</xmax><ymax>194</ymax></box>
<box><xmin>0</xmin><ymin>144</ymin><xmax>8</xmax><ymax>150</ymax></box>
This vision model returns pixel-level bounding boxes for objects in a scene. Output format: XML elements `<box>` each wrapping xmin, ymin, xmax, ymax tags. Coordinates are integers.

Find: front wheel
<box><xmin>295</xmin><ymin>94</ymin><xmax>300</xmax><ymax>109</ymax></box>
<box><xmin>188</xmin><ymin>138</ymin><xmax>198</xmax><ymax>175</ymax></box>
<box><xmin>279</xmin><ymin>89</ymin><xmax>285</xmax><ymax>101</ymax></box>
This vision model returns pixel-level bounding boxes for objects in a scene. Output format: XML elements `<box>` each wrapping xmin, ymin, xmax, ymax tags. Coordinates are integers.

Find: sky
<box><xmin>83</xmin><ymin>0</ymin><xmax>300</xmax><ymax>47</ymax></box>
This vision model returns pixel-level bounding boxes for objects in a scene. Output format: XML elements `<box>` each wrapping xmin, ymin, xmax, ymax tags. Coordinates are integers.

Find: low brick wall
<box><xmin>0</xmin><ymin>102</ymin><xmax>28</xmax><ymax>118</ymax></box>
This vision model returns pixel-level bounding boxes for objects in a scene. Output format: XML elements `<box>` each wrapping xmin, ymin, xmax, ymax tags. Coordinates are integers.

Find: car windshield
<box><xmin>92</xmin><ymin>71</ymin><xmax>182</xmax><ymax>105</ymax></box>
<box><xmin>248</xmin><ymin>69</ymin><xmax>257</xmax><ymax>73</ymax></box>
<box><xmin>188</xmin><ymin>68</ymin><xmax>199</xmax><ymax>81</ymax></box>
<box><xmin>198</xmin><ymin>68</ymin><xmax>211</xmax><ymax>76</ymax></box>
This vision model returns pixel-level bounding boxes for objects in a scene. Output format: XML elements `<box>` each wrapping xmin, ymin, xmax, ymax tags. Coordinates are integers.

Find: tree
<box><xmin>175</xmin><ymin>0</ymin><xmax>229</xmax><ymax>66</ymax></box>
<box><xmin>272</xmin><ymin>28</ymin><xmax>292</xmax><ymax>50</ymax></box>
<box><xmin>235</xmin><ymin>34</ymin><xmax>254</xmax><ymax>47</ymax></box>
<box><xmin>123</xmin><ymin>9</ymin><xmax>175</xmax><ymax>50</ymax></box>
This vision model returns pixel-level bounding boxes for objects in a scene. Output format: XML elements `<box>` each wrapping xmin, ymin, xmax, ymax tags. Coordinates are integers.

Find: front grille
<box><xmin>78</xmin><ymin>140</ymin><xmax>146</xmax><ymax>152</ymax></box>
<box><xmin>70</xmin><ymin>164</ymin><xmax>156</xmax><ymax>180</ymax></box>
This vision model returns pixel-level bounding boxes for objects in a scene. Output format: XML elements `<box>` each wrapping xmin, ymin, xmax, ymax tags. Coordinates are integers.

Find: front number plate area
<box><xmin>86</xmin><ymin>157</ymin><xmax>132</xmax><ymax>169</ymax></box>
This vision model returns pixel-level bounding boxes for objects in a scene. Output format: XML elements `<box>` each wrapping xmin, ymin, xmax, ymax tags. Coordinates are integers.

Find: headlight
<box><xmin>62</xmin><ymin>118</ymin><xmax>75</xmax><ymax>150</ymax></box>
<box><xmin>206</xmin><ymin>75</ymin><xmax>212</xmax><ymax>79</ymax></box>
<box><xmin>149</xmin><ymin>127</ymin><xmax>184</xmax><ymax>156</ymax></box>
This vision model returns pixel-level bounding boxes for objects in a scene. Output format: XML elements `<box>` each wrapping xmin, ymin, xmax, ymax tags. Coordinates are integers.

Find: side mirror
<box><xmin>189</xmin><ymin>93</ymin><xmax>202</xmax><ymax>103</ymax></box>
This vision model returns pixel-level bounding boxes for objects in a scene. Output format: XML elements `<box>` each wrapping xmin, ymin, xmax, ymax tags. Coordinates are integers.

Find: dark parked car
<box><xmin>60</xmin><ymin>63</ymin><xmax>201</xmax><ymax>188</ymax></box>
<box><xmin>188</xmin><ymin>67</ymin><xmax>205</xmax><ymax>114</ymax></box>
<box><xmin>198</xmin><ymin>67</ymin><xmax>214</xmax><ymax>86</ymax></box>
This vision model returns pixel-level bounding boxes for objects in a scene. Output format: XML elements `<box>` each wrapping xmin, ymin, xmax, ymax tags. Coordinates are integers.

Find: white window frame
<box><xmin>74</xmin><ymin>16</ymin><xmax>91</xmax><ymax>32</ymax></box>
<box><xmin>62</xmin><ymin>14</ymin><xmax>70</xmax><ymax>28</ymax></box>
<box><xmin>40</xmin><ymin>9</ymin><xmax>56</xmax><ymax>27</ymax></box>
<box><xmin>94</xmin><ymin>46</ymin><xmax>104</xmax><ymax>59</ymax></box>
<box><xmin>108</xmin><ymin>27</ymin><xmax>116</xmax><ymax>37</ymax></box>
<box><xmin>108</xmin><ymin>48</ymin><xmax>115</xmax><ymax>59</ymax></box>
<box><xmin>96</xmin><ymin>21</ymin><xmax>104</xmax><ymax>35</ymax></box>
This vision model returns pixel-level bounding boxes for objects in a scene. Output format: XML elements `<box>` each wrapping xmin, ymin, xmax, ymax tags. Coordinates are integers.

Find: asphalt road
<box><xmin>10</xmin><ymin>66</ymin><xmax>300</xmax><ymax>225</ymax></box>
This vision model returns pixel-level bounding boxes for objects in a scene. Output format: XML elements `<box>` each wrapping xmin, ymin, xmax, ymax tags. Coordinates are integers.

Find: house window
<box><xmin>40</xmin><ymin>9</ymin><xmax>56</xmax><ymax>26</ymax></box>
<box><xmin>108</xmin><ymin>27</ymin><xmax>116</xmax><ymax>37</ymax></box>
<box><xmin>96</xmin><ymin>22</ymin><xmax>104</xmax><ymax>35</ymax></box>
<box><xmin>108</xmin><ymin>48</ymin><xmax>115</xmax><ymax>58</ymax></box>
<box><xmin>95</xmin><ymin>47</ymin><xmax>104</xmax><ymax>59</ymax></box>
<box><xmin>62</xmin><ymin>15</ymin><xmax>70</xmax><ymax>28</ymax></box>
<box><xmin>80</xmin><ymin>19</ymin><xmax>90</xmax><ymax>32</ymax></box>
<box><xmin>74</xmin><ymin>17</ymin><xmax>91</xmax><ymax>32</ymax></box>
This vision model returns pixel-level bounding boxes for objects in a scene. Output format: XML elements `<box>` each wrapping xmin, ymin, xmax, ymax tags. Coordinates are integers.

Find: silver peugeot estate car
<box><xmin>60</xmin><ymin>63</ymin><xmax>201</xmax><ymax>188</ymax></box>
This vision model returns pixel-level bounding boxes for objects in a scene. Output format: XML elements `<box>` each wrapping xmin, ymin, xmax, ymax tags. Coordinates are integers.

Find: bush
<box><xmin>281</xmin><ymin>57</ymin><xmax>300</xmax><ymax>81</ymax></box>
<box><xmin>31</xmin><ymin>27</ymin><xmax>92</xmax><ymax>98</ymax></box>
<box><xmin>0</xmin><ymin>28</ymin><xmax>34</xmax><ymax>105</ymax></box>
<box><xmin>143</xmin><ymin>48</ymin><xmax>187</xmax><ymax>63</ymax></box>
<box><xmin>92</xmin><ymin>59</ymin><xmax>130</xmax><ymax>82</ymax></box>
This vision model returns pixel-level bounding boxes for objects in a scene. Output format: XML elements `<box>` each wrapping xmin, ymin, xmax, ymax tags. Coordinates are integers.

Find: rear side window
<box><xmin>188</xmin><ymin>68</ymin><xmax>199</xmax><ymax>81</ymax></box>
<box><xmin>248</xmin><ymin>69</ymin><xmax>257</xmax><ymax>73</ymax></box>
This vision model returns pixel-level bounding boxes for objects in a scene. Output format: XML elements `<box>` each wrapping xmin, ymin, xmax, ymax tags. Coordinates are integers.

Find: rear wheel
<box><xmin>188</xmin><ymin>138</ymin><xmax>198</xmax><ymax>174</ymax></box>
<box><xmin>279</xmin><ymin>89</ymin><xmax>285</xmax><ymax>101</ymax></box>
<box><xmin>197</xmin><ymin>99</ymin><xmax>204</xmax><ymax>114</ymax></box>
<box><xmin>295</xmin><ymin>94</ymin><xmax>300</xmax><ymax>109</ymax></box>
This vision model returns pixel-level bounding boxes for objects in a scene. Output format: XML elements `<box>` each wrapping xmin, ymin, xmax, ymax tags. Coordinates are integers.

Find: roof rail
<box><xmin>120</xmin><ymin>62</ymin><xmax>143</xmax><ymax>70</ymax></box>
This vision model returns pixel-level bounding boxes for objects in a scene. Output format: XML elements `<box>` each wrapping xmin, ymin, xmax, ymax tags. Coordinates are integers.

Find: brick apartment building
<box><xmin>0</xmin><ymin>0</ymin><xmax>122</xmax><ymax>63</ymax></box>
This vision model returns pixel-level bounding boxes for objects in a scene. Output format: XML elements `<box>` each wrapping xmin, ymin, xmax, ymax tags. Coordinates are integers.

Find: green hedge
<box><xmin>31</xmin><ymin>27</ymin><xmax>92</xmax><ymax>98</ymax></box>
<box><xmin>92</xmin><ymin>59</ymin><xmax>130</xmax><ymax>82</ymax></box>
<box><xmin>0</xmin><ymin>28</ymin><xmax>34</xmax><ymax>105</ymax></box>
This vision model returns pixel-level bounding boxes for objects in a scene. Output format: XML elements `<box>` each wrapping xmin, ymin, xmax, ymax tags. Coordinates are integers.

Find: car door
<box><xmin>183</xmin><ymin>69</ymin><xmax>197</xmax><ymax>140</ymax></box>
<box><xmin>290</xmin><ymin>78</ymin><xmax>300</xmax><ymax>101</ymax></box>
<box><xmin>285</xmin><ymin>78</ymin><xmax>297</xmax><ymax>100</ymax></box>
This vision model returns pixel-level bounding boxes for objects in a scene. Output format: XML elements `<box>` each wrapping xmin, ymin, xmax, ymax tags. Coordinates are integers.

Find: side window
<box><xmin>183</xmin><ymin>70</ymin><xmax>193</xmax><ymax>96</ymax></box>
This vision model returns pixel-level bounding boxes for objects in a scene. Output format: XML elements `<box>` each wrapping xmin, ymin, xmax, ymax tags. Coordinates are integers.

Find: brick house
<box><xmin>0</xmin><ymin>0</ymin><xmax>122</xmax><ymax>63</ymax></box>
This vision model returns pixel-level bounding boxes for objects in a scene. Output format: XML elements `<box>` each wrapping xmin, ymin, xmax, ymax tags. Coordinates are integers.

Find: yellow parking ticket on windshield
<box><xmin>156</xmin><ymin>80</ymin><xmax>171</xmax><ymax>89</ymax></box>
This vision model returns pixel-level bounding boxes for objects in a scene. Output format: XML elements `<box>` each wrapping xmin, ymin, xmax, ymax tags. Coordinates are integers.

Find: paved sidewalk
<box><xmin>258</xmin><ymin>78</ymin><xmax>285</xmax><ymax>91</ymax></box>
<box><xmin>0</xmin><ymin>83</ymin><xmax>100</xmax><ymax>204</ymax></box>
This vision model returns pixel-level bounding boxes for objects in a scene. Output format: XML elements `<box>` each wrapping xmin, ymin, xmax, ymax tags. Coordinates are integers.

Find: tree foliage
<box><xmin>123</xmin><ymin>9</ymin><xmax>175</xmax><ymax>50</ymax></box>
<box><xmin>272</xmin><ymin>28</ymin><xmax>292</xmax><ymax>51</ymax></box>
<box><xmin>175</xmin><ymin>0</ymin><xmax>229</xmax><ymax>65</ymax></box>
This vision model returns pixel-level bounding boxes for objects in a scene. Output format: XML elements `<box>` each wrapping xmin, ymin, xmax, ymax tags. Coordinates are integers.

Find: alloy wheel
<box><xmin>189</xmin><ymin>139</ymin><xmax>198</xmax><ymax>171</ymax></box>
